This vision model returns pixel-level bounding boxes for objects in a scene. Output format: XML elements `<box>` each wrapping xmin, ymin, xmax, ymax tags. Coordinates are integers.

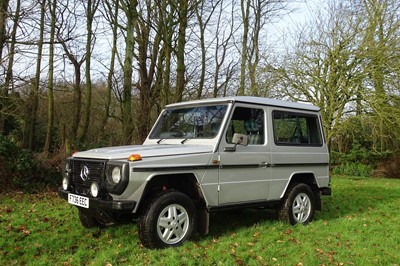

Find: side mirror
<box><xmin>225</xmin><ymin>133</ymin><xmax>248</xmax><ymax>152</ymax></box>
<box><xmin>232</xmin><ymin>133</ymin><xmax>248</xmax><ymax>146</ymax></box>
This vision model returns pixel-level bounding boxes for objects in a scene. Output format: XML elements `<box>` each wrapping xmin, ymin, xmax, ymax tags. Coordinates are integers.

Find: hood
<box><xmin>72</xmin><ymin>144</ymin><xmax>213</xmax><ymax>160</ymax></box>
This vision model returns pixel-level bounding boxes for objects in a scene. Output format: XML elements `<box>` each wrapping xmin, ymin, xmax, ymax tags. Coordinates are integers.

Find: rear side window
<box><xmin>273</xmin><ymin>111</ymin><xmax>322</xmax><ymax>146</ymax></box>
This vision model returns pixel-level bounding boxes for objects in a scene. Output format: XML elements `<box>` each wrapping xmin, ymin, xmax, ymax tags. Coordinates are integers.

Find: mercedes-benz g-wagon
<box><xmin>59</xmin><ymin>96</ymin><xmax>331</xmax><ymax>248</ymax></box>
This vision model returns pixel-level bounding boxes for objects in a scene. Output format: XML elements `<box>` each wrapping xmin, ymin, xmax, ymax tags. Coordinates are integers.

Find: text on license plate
<box><xmin>68</xmin><ymin>194</ymin><xmax>89</xmax><ymax>208</ymax></box>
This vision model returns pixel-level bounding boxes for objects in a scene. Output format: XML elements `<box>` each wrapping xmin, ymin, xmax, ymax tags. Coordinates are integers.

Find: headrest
<box><xmin>244</xmin><ymin>120</ymin><xmax>260</xmax><ymax>132</ymax></box>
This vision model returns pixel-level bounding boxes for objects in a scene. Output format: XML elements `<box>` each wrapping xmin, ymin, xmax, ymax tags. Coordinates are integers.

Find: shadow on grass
<box><xmin>203</xmin><ymin>208</ymin><xmax>279</xmax><ymax>239</ymax></box>
<box><xmin>195</xmin><ymin>178</ymin><xmax>400</xmax><ymax>239</ymax></box>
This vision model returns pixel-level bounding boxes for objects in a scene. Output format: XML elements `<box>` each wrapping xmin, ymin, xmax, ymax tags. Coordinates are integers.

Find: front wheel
<box><xmin>138</xmin><ymin>191</ymin><xmax>196</xmax><ymax>248</ymax></box>
<box><xmin>278</xmin><ymin>183</ymin><xmax>315</xmax><ymax>225</ymax></box>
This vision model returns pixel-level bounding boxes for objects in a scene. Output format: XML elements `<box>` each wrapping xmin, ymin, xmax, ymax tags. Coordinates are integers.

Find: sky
<box><xmin>268</xmin><ymin>0</ymin><xmax>322</xmax><ymax>49</ymax></box>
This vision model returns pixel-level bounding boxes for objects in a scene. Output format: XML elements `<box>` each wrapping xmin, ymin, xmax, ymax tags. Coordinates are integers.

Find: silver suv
<box><xmin>59</xmin><ymin>96</ymin><xmax>331</xmax><ymax>248</ymax></box>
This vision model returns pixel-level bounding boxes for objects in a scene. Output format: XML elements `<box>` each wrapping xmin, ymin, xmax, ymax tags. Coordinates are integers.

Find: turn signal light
<box><xmin>128</xmin><ymin>154</ymin><xmax>142</xmax><ymax>161</ymax></box>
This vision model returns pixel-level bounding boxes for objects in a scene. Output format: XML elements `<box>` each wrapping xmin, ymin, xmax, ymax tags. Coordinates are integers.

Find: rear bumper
<box><xmin>58</xmin><ymin>188</ymin><xmax>136</xmax><ymax>212</ymax></box>
<box><xmin>320</xmin><ymin>187</ymin><xmax>331</xmax><ymax>196</ymax></box>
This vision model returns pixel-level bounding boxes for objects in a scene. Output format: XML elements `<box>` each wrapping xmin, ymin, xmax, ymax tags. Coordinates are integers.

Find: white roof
<box><xmin>166</xmin><ymin>96</ymin><xmax>320</xmax><ymax>112</ymax></box>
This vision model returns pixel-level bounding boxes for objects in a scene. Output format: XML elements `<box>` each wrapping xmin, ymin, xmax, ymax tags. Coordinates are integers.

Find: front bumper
<box><xmin>58</xmin><ymin>188</ymin><xmax>136</xmax><ymax>212</ymax></box>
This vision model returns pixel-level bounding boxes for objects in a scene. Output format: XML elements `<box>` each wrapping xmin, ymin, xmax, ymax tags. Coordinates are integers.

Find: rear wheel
<box><xmin>279</xmin><ymin>183</ymin><xmax>315</xmax><ymax>225</ymax></box>
<box><xmin>138</xmin><ymin>191</ymin><xmax>196</xmax><ymax>248</ymax></box>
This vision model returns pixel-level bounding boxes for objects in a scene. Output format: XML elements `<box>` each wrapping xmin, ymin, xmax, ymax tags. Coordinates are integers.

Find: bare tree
<box><xmin>79</xmin><ymin>0</ymin><xmax>101</xmax><ymax>142</ymax></box>
<box><xmin>212</xmin><ymin>0</ymin><xmax>237</xmax><ymax>97</ymax></box>
<box><xmin>56</xmin><ymin>0</ymin><xmax>86</xmax><ymax>147</ymax></box>
<box><xmin>359</xmin><ymin>0</ymin><xmax>400</xmax><ymax>151</ymax></box>
<box><xmin>174</xmin><ymin>0</ymin><xmax>189</xmax><ymax>102</ymax></box>
<box><xmin>1</xmin><ymin>0</ymin><xmax>16</xmax><ymax>134</ymax></box>
<box><xmin>99</xmin><ymin>0</ymin><xmax>119</xmax><ymax>141</ymax></box>
<box><xmin>120</xmin><ymin>0</ymin><xmax>138</xmax><ymax>144</ymax></box>
<box><xmin>264</xmin><ymin>1</ymin><xmax>364</xmax><ymax>146</ymax></box>
<box><xmin>238</xmin><ymin>0</ymin><xmax>250</xmax><ymax>96</ymax></box>
<box><xmin>22</xmin><ymin>0</ymin><xmax>46</xmax><ymax>150</ymax></box>
<box><xmin>44</xmin><ymin>0</ymin><xmax>57</xmax><ymax>155</ymax></box>
<box><xmin>0</xmin><ymin>0</ymin><xmax>9</xmax><ymax>62</ymax></box>
<box><xmin>239</xmin><ymin>0</ymin><xmax>287</xmax><ymax>96</ymax></box>
<box><xmin>157</xmin><ymin>0</ymin><xmax>175</xmax><ymax>106</ymax></box>
<box><xmin>132</xmin><ymin>0</ymin><xmax>161</xmax><ymax>143</ymax></box>
<box><xmin>194</xmin><ymin>0</ymin><xmax>222</xmax><ymax>99</ymax></box>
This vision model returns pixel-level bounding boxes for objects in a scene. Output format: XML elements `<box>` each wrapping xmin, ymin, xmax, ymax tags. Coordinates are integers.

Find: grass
<box><xmin>1</xmin><ymin>176</ymin><xmax>400</xmax><ymax>266</ymax></box>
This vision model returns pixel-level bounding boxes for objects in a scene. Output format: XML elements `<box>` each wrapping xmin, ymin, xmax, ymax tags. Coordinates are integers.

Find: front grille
<box><xmin>69</xmin><ymin>159</ymin><xmax>107</xmax><ymax>197</ymax></box>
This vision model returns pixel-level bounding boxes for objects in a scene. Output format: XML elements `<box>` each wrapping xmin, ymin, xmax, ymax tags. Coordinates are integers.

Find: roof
<box><xmin>166</xmin><ymin>96</ymin><xmax>320</xmax><ymax>112</ymax></box>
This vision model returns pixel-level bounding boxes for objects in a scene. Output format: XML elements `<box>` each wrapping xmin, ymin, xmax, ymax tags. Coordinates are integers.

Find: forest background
<box><xmin>0</xmin><ymin>0</ymin><xmax>399</xmax><ymax>191</ymax></box>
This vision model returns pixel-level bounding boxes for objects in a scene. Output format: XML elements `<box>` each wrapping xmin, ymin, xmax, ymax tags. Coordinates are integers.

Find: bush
<box><xmin>0</xmin><ymin>134</ymin><xmax>58</xmax><ymax>192</ymax></box>
<box><xmin>332</xmin><ymin>162</ymin><xmax>373</xmax><ymax>177</ymax></box>
<box><xmin>375</xmin><ymin>156</ymin><xmax>400</xmax><ymax>179</ymax></box>
<box><xmin>330</xmin><ymin>142</ymin><xmax>392</xmax><ymax>166</ymax></box>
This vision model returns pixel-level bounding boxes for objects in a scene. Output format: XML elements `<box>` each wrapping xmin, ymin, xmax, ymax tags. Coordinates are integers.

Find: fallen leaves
<box><xmin>20</xmin><ymin>225</ymin><xmax>30</xmax><ymax>236</ymax></box>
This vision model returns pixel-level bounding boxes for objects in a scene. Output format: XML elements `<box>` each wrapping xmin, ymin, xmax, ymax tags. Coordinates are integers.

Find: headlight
<box><xmin>90</xmin><ymin>182</ymin><xmax>99</xmax><ymax>197</ymax></box>
<box><xmin>62</xmin><ymin>177</ymin><xmax>69</xmax><ymax>190</ymax></box>
<box><xmin>111</xmin><ymin>167</ymin><xmax>122</xmax><ymax>184</ymax></box>
<box><xmin>105</xmin><ymin>163</ymin><xmax>129</xmax><ymax>195</ymax></box>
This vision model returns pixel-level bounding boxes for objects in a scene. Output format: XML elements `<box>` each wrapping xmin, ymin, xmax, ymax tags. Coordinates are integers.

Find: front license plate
<box><xmin>68</xmin><ymin>194</ymin><xmax>89</xmax><ymax>209</ymax></box>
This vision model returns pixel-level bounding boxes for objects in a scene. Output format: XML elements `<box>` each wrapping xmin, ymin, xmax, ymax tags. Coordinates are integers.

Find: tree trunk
<box><xmin>239</xmin><ymin>0</ymin><xmax>250</xmax><ymax>96</ymax></box>
<box><xmin>195</xmin><ymin>0</ymin><xmax>206</xmax><ymax>99</ymax></box>
<box><xmin>22</xmin><ymin>0</ymin><xmax>45</xmax><ymax>150</ymax></box>
<box><xmin>1</xmin><ymin>0</ymin><xmax>17</xmax><ymax>134</ymax></box>
<box><xmin>0</xmin><ymin>0</ymin><xmax>9</xmax><ymax>61</ymax></box>
<box><xmin>159</xmin><ymin>0</ymin><xmax>173</xmax><ymax>106</ymax></box>
<box><xmin>44</xmin><ymin>0</ymin><xmax>57</xmax><ymax>155</ymax></box>
<box><xmin>121</xmin><ymin>0</ymin><xmax>138</xmax><ymax>144</ymax></box>
<box><xmin>175</xmin><ymin>0</ymin><xmax>188</xmax><ymax>102</ymax></box>
<box><xmin>79</xmin><ymin>0</ymin><xmax>100</xmax><ymax>143</ymax></box>
<box><xmin>56</xmin><ymin>1</ymin><xmax>86</xmax><ymax>148</ymax></box>
<box><xmin>99</xmin><ymin>0</ymin><xmax>119</xmax><ymax>141</ymax></box>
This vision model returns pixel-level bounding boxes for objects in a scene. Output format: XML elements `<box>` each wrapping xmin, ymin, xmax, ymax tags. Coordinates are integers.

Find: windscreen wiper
<box><xmin>181</xmin><ymin>138</ymin><xmax>189</xmax><ymax>144</ymax></box>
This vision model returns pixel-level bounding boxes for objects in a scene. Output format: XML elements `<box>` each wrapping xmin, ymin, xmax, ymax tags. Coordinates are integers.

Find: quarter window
<box><xmin>273</xmin><ymin>111</ymin><xmax>322</xmax><ymax>146</ymax></box>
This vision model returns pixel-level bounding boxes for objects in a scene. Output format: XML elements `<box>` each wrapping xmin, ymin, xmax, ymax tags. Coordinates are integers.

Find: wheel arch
<box><xmin>139</xmin><ymin>172</ymin><xmax>206</xmax><ymax>208</ymax></box>
<box><xmin>137</xmin><ymin>172</ymin><xmax>210</xmax><ymax>235</ymax></box>
<box><xmin>283</xmin><ymin>172</ymin><xmax>322</xmax><ymax>211</ymax></box>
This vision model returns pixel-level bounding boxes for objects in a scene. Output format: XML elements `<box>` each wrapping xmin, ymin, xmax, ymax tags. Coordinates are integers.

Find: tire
<box><xmin>78</xmin><ymin>208</ymin><xmax>100</xmax><ymax>228</ymax></box>
<box><xmin>278</xmin><ymin>183</ymin><xmax>315</xmax><ymax>225</ymax></box>
<box><xmin>138</xmin><ymin>191</ymin><xmax>196</xmax><ymax>249</ymax></box>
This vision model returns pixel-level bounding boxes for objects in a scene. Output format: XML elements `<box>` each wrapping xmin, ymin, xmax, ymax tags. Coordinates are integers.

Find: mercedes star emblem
<box><xmin>80</xmin><ymin>164</ymin><xmax>90</xmax><ymax>181</ymax></box>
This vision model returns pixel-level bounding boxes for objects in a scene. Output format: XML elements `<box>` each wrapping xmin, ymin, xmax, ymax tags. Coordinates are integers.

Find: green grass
<box><xmin>1</xmin><ymin>176</ymin><xmax>400</xmax><ymax>265</ymax></box>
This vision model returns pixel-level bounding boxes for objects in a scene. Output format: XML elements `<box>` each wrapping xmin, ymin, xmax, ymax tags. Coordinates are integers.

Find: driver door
<box><xmin>218</xmin><ymin>105</ymin><xmax>271</xmax><ymax>205</ymax></box>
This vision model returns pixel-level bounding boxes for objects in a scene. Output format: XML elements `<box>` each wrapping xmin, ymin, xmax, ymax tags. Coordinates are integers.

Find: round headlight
<box><xmin>112</xmin><ymin>167</ymin><xmax>122</xmax><ymax>184</ymax></box>
<box><xmin>62</xmin><ymin>177</ymin><xmax>69</xmax><ymax>190</ymax></box>
<box><xmin>90</xmin><ymin>182</ymin><xmax>99</xmax><ymax>197</ymax></box>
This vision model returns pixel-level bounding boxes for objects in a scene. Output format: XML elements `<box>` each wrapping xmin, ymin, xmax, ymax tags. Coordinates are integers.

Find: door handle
<box><xmin>260</xmin><ymin>162</ymin><xmax>272</xmax><ymax>168</ymax></box>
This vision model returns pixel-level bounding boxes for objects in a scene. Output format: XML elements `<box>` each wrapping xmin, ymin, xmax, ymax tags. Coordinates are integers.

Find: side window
<box><xmin>273</xmin><ymin>111</ymin><xmax>322</xmax><ymax>146</ymax></box>
<box><xmin>226</xmin><ymin>107</ymin><xmax>265</xmax><ymax>145</ymax></box>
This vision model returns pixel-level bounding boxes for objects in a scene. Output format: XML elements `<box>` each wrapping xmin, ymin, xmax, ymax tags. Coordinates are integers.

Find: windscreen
<box><xmin>149</xmin><ymin>105</ymin><xmax>228</xmax><ymax>139</ymax></box>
